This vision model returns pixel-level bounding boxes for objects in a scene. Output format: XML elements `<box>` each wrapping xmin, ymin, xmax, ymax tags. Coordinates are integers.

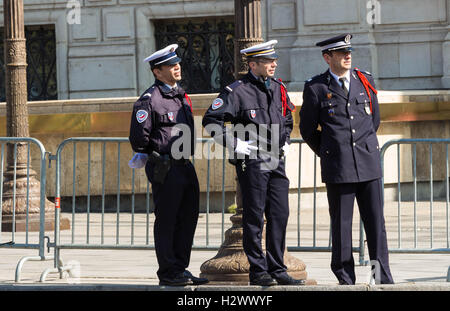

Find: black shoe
<box><xmin>159</xmin><ymin>273</ymin><xmax>190</xmax><ymax>286</ymax></box>
<box><xmin>250</xmin><ymin>273</ymin><xmax>277</xmax><ymax>286</ymax></box>
<box><xmin>338</xmin><ymin>280</ymin><xmax>351</xmax><ymax>285</ymax></box>
<box><xmin>184</xmin><ymin>270</ymin><xmax>209</xmax><ymax>285</ymax></box>
<box><xmin>273</xmin><ymin>273</ymin><xmax>306</xmax><ymax>285</ymax></box>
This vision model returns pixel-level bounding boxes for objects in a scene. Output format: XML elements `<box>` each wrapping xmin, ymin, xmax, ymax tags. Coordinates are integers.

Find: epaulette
<box><xmin>138</xmin><ymin>86</ymin><xmax>156</xmax><ymax>101</ymax></box>
<box><xmin>272</xmin><ymin>78</ymin><xmax>287</xmax><ymax>89</ymax></box>
<box><xmin>224</xmin><ymin>80</ymin><xmax>243</xmax><ymax>92</ymax></box>
<box><xmin>305</xmin><ymin>74</ymin><xmax>321</xmax><ymax>83</ymax></box>
<box><xmin>354</xmin><ymin>68</ymin><xmax>371</xmax><ymax>76</ymax></box>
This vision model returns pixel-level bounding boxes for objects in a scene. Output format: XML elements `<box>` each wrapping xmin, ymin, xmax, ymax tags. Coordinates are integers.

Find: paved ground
<box><xmin>1</xmin><ymin>202</ymin><xmax>449</xmax><ymax>291</ymax></box>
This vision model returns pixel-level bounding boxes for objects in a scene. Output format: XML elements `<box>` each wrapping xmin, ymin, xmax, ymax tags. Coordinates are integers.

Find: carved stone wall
<box><xmin>0</xmin><ymin>0</ymin><xmax>448</xmax><ymax>99</ymax></box>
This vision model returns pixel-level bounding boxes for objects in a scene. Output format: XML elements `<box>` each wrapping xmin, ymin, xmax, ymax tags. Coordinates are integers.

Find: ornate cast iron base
<box><xmin>1</xmin><ymin>166</ymin><xmax>70</xmax><ymax>232</ymax></box>
<box><xmin>200</xmin><ymin>208</ymin><xmax>316</xmax><ymax>284</ymax></box>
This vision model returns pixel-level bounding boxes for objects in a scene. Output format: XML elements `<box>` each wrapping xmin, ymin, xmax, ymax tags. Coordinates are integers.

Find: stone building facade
<box><xmin>0</xmin><ymin>0</ymin><xmax>449</xmax><ymax>101</ymax></box>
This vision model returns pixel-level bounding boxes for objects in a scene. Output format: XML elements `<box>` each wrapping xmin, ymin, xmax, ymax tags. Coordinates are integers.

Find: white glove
<box><xmin>235</xmin><ymin>139</ymin><xmax>258</xmax><ymax>155</ymax></box>
<box><xmin>282</xmin><ymin>142</ymin><xmax>290</xmax><ymax>157</ymax></box>
<box><xmin>128</xmin><ymin>153</ymin><xmax>148</xmax><ymax>169</ymax></box>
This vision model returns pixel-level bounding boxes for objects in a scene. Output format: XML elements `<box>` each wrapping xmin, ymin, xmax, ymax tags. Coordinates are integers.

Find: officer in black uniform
<box><xmin>129</xmin><ymin>44</ymin><xmax>208</xmax><ymax>286</ymax></box>
<box><xmin>202</xmin><ymin>40</ymin><xmax>304</xmax><ymax>286</ymax></box>
<box><xmin>300</xmin><ymin>34</ymin><xmax>394</xmax><ymax>285</ymax></box>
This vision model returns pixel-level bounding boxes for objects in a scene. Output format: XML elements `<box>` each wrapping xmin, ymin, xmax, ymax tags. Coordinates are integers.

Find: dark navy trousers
<box><xmin>236</xmin><ymin>158</ymin><xmax>289</xmax><ymax>280</ymax></box>
<box><xmin>146</xmin><ymin>161</ymin><xmax>199</xmax><ymax>280</ymax></box>
<box><xmin>326</xmin><ymin>178</ymin><xmax>394</xmax><ymax>284</ymax></box>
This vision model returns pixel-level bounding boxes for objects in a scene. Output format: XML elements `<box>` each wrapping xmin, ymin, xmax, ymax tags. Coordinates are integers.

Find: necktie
<box><xmin>264</xmin><ymin>78</ymin><xmax>271</xmax><ymax>90</ymax></box>
<box><xmin>339</xmin><ymin>77</ymin><xmax>349</xmax><ymax>97</ymax></box>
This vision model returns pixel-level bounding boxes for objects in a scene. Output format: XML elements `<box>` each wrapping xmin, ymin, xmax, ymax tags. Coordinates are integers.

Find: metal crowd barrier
<box><xmin>380</xmin><ymin>138</ymin><xmax>450</xmax><ymax>254</ymax></box>
<box><xmin>0</xmin><ymin>137</ymin><xmax>53</xmax><ymax>282</ymax></box>
<box><xmin>41</xmin><ymin>137</ymin><xmax>228</xmax><ymax>281</ymax></box>
<box><xmin>38</xmin><ymin>137</ymin><xmax>366</xmax><ymax>282</ymax></box>
<box><xmin>4</xmin><ymin>136</ymin><xmax>444</xmax><ymax>282</ymax></box>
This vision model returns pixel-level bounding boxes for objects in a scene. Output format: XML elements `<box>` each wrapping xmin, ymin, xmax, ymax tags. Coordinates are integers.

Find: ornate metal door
<box><xmin>0</xmin><ymin>24</ymin><xmax>57</xmax><ymax>102</ymax></box>
<box><xmin>154</xmin><ymin>18</ymin><xmax>235</xmax><ymax>94</ymax></box>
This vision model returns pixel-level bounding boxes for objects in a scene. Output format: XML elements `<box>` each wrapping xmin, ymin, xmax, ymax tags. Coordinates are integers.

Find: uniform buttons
<box><xmin>350</xmin><ymin>116</ymin><xmax>354</xmax><ymax>119</ymax></box>
<box><xmin>352</xmin><ymin>129</ymin><xmax>356</xmax><ymax>133</ymax></box>
<box><xmin>353</xmin><ymin>142</ymin><xmax>356</xmax><ymax>146</ymax></box>
<box><xmin>347</xmin><ymin>103</ymin><xmax>350</xmax><ymax>107</ymax></box>
<box><xmin>326</xmin><ymin>150</ymin><xmax>329</xmax><ymax>154</ymax></box>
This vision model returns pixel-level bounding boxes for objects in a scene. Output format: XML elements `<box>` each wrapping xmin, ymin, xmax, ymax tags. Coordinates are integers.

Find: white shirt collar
<box><xmin>163</xmin><ymin>83</ymin><xmax>178</xmax><ymax>91</ymax></box>
<box><xmin>329</xmin><ymin>69</ymin><xmax>350</xmax><ymax>89</ymax></box>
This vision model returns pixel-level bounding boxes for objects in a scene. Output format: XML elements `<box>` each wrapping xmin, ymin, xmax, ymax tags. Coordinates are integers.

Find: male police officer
<box><xmin>300</xmin><ymin>34</ymin><xmax>394</xmax><ymax>285</ymax></box>
<box><xmin>129</xmin><ymin>44</ymin><xmax>208</xmax><ymax>286</ymax></box>
<box><xmin>203</xmin><ymin>40</ymin><xmax>304</xmax><ymax>286</ymax></box>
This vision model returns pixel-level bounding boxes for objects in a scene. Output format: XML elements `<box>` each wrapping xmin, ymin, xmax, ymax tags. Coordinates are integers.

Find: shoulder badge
<box><xmin>136</xmin><ymin>110</ymin><xmax>149</xmax><ymax>123</ymax></box>
<box><xmin>211</xmin><ymin>98</ymin><xmax>224</xmax><ymax>110</ymax></box>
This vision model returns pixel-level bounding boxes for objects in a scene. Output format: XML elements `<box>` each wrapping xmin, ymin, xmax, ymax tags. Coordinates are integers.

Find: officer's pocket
<box><xmin>159</xmin><ymin>111</ymin><xmax>179</xmax><ymax>125</ymax></box>
<box><xmin>356</xmin><ymin>95</ymin><xmax>371</xmax><ymax>116</ymax></box>
<box><xmin>243</xmin><ymin>107</ymin><xmax>265</xmax><ymax>123</ymax></box>
<box><xmin>320</xmin><ymin>101</ymin><xmax>338</xmax><ymax>118</ymax></box>
<box><xmin>365</xmin><ymin>134</ymin><xmax>380</xmax><ymax>153</ymax></box>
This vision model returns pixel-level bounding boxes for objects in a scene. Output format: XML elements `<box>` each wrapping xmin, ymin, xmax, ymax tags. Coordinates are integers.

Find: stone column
<box><xmin>2</xmin><ymin>0</ymin><xmax>69</xmax><ymax>232</ymax></box>
<box><xmin>442</xmin><ymin>26</ymin><xmax>450</xmax><ymax>89</ymax></box>
<box><xmin>200</xmin><ymin>0</ymin><xmax>312</xmax><ymax>283</ymax></box>
<box><xmin>233</xmin><ymin>0</ymin><xmax>264</xmax><ymax>79</ymax></box>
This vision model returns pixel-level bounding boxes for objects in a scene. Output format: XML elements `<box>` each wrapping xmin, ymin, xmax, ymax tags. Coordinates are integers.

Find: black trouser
<box><xmin>236</xmin><ymin>158</ymin><xmax>289</xmax><ymax>280</ymax></box>
<box><xmin>146</xmin><ymin>161</ymin><xmax>200</xmax><ymax>280</ymax></box>
<box><xmin>326</xmin><ymin>178</ymin><xmax>394</xmax><ymax>284</ymax></box>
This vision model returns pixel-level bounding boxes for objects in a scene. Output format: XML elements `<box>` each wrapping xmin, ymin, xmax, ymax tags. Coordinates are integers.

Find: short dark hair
<box><xmin>151</xmin><ymin>65</ymin><xmax>162</xmax><ymax>78</ymax></box>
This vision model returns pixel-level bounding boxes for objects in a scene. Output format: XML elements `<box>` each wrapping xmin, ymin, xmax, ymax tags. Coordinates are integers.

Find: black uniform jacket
<box><xmin>202</xmin><ymin>72</ymin><xmax>295</xmax><ymax>155</ymax></box>
<box><xmin>299</xmin><ymin>68</ymin><xmax>382</xmax><ymax>184</ymax></box>
<box><xmin>129</xmin><ymin>80</ymin><xmax>195</xmax><ymax>156</ymax></box>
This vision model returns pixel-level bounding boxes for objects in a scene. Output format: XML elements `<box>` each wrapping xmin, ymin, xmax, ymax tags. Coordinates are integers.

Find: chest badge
<box><xmin>168</xmin><ymin>112</ymin><xmax>174</xmax><ymax>121</ymax></box>
<box><xmin>250</xmin><ymin>109</ymin><xmax>256</xmax><ymax>119</ymax></box>
<box><xmin>326</xmin><ymin>92</ymin><xmax>332</xmax><ymax>99</ymax></box>
<box><xmin>364</xmin><ymin>102</ymin><xmax>372</xmax><ymax>115</ymax></box>
<box><xmin>328</xmin><ymin>108</ymin><xmax>335</xmax><ymax>116</ymax></box>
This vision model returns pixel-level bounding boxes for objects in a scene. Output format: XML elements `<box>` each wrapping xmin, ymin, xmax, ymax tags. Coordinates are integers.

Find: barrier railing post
<box><xmin>0</xmin><ymin>137</ymin><xmax>57</xmax><ymax>283</ymax></box>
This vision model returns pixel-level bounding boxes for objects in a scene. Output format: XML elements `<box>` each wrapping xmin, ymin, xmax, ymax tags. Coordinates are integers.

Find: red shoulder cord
<box><xmin>279</xmin><ymin>79</ymin><xmax>295</xmax><ymax>117</ymax></box>
<box><xmin>184</xmin><ymin>93</ymin><xmax>193</xmax><ymax>112</ymax></box>
<box><xmin>354</xmin><ymin>68</ymin><xmax>377</xmax><ymax>114</ymax></box>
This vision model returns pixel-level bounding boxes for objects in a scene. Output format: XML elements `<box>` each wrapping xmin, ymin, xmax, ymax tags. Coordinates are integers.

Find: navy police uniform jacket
<box><xmin>129</xmin><ymin>79</ymin><xmax>195</xmax><ymax>156</ymax></box>
<box><xmin>202</xmin><ymin>72</ymin><xmax>295</xmax><ymax>155</ymax></box>
<box><xmin>299</xmin><ymin>68</ymin><xmax>382</xmax><ymax>184</ymax></box>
